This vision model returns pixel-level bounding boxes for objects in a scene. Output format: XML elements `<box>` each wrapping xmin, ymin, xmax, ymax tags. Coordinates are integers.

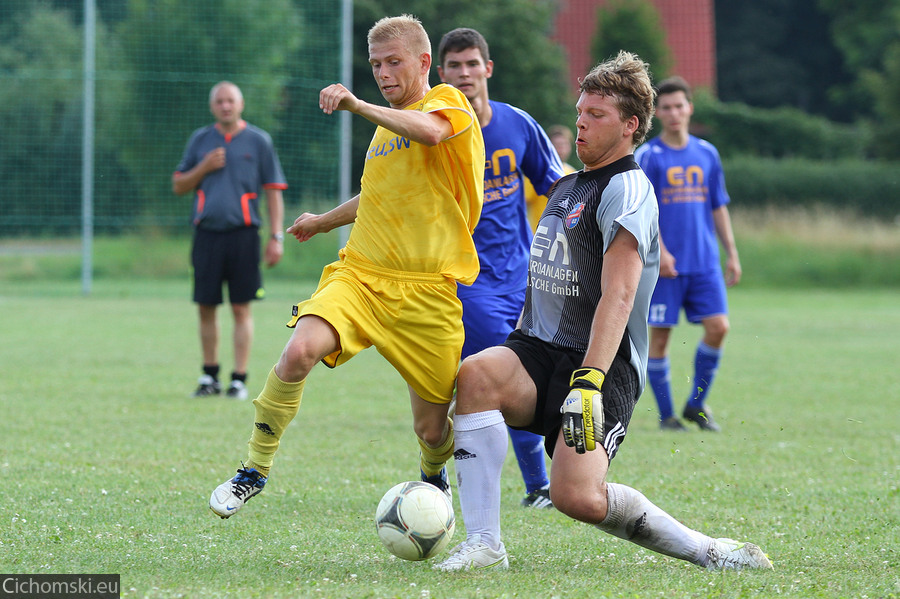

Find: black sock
<box><xmin>203</xmin><ymin>365</ymin><xmax>220</xmax><ymax>381</ymax></box>
<box><xmin>231</xmin><ymin>371</ymin><xmax>247</xmax><ymax>383</ymax></box>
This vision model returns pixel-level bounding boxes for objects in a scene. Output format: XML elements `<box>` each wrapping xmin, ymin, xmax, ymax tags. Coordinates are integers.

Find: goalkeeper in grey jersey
<box><xmin>435</xmin><ymin>51</ymin><xmax>774</xmax><ymax>573</ymax></box>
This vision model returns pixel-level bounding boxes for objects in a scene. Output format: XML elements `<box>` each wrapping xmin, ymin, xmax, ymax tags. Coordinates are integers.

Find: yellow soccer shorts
<box><xmin>287</xmin><ymin>250</ymin><xmax>463</xmax><ymax>405</ymax></box>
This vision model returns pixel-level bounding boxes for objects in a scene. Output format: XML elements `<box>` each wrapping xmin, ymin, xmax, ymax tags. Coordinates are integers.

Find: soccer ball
<box><xmin>374</xmin><ymin>481</ymin><xmax>455</xmax><ymax>561</ymax></box>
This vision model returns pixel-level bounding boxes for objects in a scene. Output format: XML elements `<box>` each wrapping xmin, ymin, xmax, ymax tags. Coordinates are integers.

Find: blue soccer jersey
<box><xmin>459</xmin><ymin>100</ymin><xmax>565</xmax><ymax>299</ymax></box>
<box><xmin>635</xmin><ymin>135</ymin><xmax>728</xmax><ymax>274</ymax></box>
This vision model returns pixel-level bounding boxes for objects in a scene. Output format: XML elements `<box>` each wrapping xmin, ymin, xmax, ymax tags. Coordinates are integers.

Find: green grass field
<box><xmin>2</xmin><ymin>206</ymin><xmax>900</xmax><ymax>290</ymax></box>
<box><xmin>1</xmin><ymin>278</ymin><xmax>898</xmax><ymax>598</ymax></box>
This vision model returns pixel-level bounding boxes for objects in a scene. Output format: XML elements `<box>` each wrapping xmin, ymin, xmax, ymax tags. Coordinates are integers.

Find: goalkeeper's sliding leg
<box><xmin>435</xmin><ymin>344</ymin><xmax>772</xmax><ymax>572</ymax></box>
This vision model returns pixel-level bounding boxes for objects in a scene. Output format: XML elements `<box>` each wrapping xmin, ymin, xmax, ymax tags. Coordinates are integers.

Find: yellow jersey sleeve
<box><xmin>348</xmin><ymin>84</ymin><xmax>485</xmax><ymax>285</ymax></box>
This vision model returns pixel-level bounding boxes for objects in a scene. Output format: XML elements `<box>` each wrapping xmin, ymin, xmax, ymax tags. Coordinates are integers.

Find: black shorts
<box><xmin>191</xmin><ymin>227</ymin><xmax>263</xmax><ymax>305</ymax></box>
<box><xmin>503</xmin><ymin>329</ymin><xmax>640</xmax><ymax>460</ymax></box>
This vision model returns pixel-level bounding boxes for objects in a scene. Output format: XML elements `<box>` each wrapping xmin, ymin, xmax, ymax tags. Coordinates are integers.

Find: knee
<box><xmin>704</xmin><ymin>317</ymin><xmax>730</xmax><ymax>345</ymax></box>
<box><xmin>649</xmin><ymin>328</ymin><xmax>671</xmax><ymax>357</ymax></box>
<box><xmin>455</xmin><ymin>355</ymin><xmax>501</xmax><ymax>413</ymax></box>
<box><xmin>278</xmin><ymin>337</ymin><xmax>321</xmax><ymax>381</ymax></box>
<box><xmin>551</xmin><ymin>481</ymin><xmax>609</xmax><ymax>524</ymax></box>
<box><xmin>414</xmin><ymin>417</ymin><xmax>449</xmax><ymax>448</ymax></box>
<box><xmin>231</xmin><ymin>303</ymin><xmax>251</xmax><ymax>322</ymax></box>
<box><xmin>198</xmin><ymin>305</ymin><xmax>218</xmax><ymax>323</ymax></box>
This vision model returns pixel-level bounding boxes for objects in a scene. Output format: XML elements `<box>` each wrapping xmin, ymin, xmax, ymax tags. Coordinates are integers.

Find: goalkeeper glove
<box><xmin>560</xmin><ymin>367</ymin><xmax>606</xmax><ymax>454</ymax></box>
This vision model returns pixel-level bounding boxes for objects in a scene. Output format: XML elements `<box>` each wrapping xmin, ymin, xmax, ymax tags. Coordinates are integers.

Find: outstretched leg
<box><xmin>209</xmin><ymin>315</ymin><xmax>337</xmax><ymax>518</ymax></box>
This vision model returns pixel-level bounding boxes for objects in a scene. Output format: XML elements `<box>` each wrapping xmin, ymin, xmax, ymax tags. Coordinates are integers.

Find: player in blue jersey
<box><xmin>438</xmin><ymin>28</ymin><xmax>565</xmax><ymax>509</ymax></box>
<box><xmin>634</xmin><ymin>76</ymin><xmax>742</xmax><ymax>432</ymax></box>
<box><xmin>174</xmin><ymin>81</ymin><xmax>286</xmax><ymax>400</ymax></box>
<box><xmin>435</xmin><ymin>52</ymin><xmax>771</xmax><ymax>573</ymax></box>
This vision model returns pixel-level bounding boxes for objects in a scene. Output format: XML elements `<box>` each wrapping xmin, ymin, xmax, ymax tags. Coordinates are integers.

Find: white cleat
<box><xmin>707</xmin><ymin>538</ymin><xmax>773</xmax><ymax>570</ymax></box>
<box><xmin>209</xmin><ymin>466</ymin><xmax>267</xmax><ymax>519</ymax></box>
<box><xmin>433</xmin><ymin>534</ymin><xmax>509</xmax><ymax>572</ymax></box>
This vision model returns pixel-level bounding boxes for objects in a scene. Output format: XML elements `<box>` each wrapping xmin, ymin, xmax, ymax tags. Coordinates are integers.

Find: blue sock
<box><xmin>647</xmin><ymin>357</ymin><xmax>674</xmax><ymax>420</ymax></box>
<box><xmin>687</xmin><ymin>342</ymin><xmax>721</xmax><ymax>408</ymax></box>
<box><xmin>507</xmin><ymin>427</ymin><xmax>548</xmax><ymax>494</ymax></box>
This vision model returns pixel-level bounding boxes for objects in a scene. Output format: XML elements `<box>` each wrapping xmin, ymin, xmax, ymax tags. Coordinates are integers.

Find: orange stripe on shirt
<box><xmin>241</xmin><ymin>192</ymin><xmax>257</xmax><ymax>226</ymax></box>
<box><xmin>195</xmin><ymin>190</ymin><xmax>206</xmax><ymax>224</ymax></box>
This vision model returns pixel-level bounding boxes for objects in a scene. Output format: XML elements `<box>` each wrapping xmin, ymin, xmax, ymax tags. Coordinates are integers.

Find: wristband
<box><xmin>271</xmin><ymin>232</ymin><xmax>284</xmax><ymax>242</ymax></box>
<box><xmin>570</xmin><ymin>367</ymin><xmax>606</xmax><ymax>391</ymax></box>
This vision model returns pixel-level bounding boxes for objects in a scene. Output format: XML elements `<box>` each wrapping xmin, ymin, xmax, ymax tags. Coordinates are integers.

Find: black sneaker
<box><xmin>192</xmin><ymin>374</ymin><xmax>222</xmax><ymax>398</ymax></box>
<box><xmin>683</xmin><ymin>404</ymin><xmax>721</xmax><ymax>432</ymax></box>
<box><xmin>421</xmin><ymin>466</ymin><xmax>452</xmax><ymax>502</ymax></box>
<box><xmin>225</xmin><ymin>380</ymin><xmax>248</xmax><ymax>400</ymax></box>
<box><xmin>521</xmin><ymin>485</ymin><xmax>553</xmax><ymax>509</ymax></box>
<box><xmin>660</xmin><ymin>416</ymin><xmax>688</xmax><ymax>431</ymax></box>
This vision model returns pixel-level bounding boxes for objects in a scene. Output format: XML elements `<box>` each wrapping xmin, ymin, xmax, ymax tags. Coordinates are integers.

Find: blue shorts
<box><xmin>460</xmin><ymin>289</ymin><xmax>525</xmax><ymax>360</ymax></box>
<box><xmin>649</xmin><ymin>269</ymin><xmax>728</xmax><ymax>327</ymax></box>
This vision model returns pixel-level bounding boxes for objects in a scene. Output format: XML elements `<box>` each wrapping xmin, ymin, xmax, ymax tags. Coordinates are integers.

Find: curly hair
<box><xmin>579</xmin><ymin>51</ymin><xmax>656</xmax><ymax>146</ymax></box>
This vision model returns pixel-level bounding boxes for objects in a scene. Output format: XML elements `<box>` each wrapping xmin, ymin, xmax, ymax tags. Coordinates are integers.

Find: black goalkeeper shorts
<box><xmin>502</xmin><ymin>329</ymin><xmax>640</xmax><ymax>461</ymax></box>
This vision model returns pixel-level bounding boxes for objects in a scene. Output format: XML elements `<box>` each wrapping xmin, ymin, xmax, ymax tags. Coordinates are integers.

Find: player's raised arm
<box><xmin>318</xmin><ymin>21</ymin><xmax>456</xmax><ymax>147</ymax></box>
<box><xmin>319</xmin><ymin>82</ymin><xmax>452</xmax><ymax>147</ymax></box>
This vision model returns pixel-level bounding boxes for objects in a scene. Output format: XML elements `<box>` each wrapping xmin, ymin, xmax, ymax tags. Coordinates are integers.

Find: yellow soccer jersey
<box><xmin>347</xmin><ymin>84</ymin><xmax>484</xmax><ymax>285</ymax></box>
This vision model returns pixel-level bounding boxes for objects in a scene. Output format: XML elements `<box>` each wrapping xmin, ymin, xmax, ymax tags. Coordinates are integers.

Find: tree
<box><xmin>0</xmin><ymin>5</ymin><xmax>81</xmax><ymax>234</ymax></box>
<box><xmin>817</xmin><ymin>0</ymin><xmax>900</xmax><ymax>156</ymax></box>
<box><xmin>112</xmin><ymin>0</ymin><xmax>302</xmax><ymax>227</ymax></box>
<box><xmin>715</xmin><ymin>0</ymin><xmax>852</xmax><ymax>121</ymax></box>
<box><xmin>0</xmin><ymin>3</ymin><xmax>132</xmax><ymax>234</ymax></box>
<box><xmin>591</xmin><ymin>0</ymin><xmax>672</xmax><ymax>81</ymax></box>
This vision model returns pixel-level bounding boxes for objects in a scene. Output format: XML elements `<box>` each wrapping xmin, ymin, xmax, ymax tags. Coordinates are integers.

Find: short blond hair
<box><xmin>367</xmin><ymin>14</ymin><xmax>431</xmax><ymax>58</ymax></box>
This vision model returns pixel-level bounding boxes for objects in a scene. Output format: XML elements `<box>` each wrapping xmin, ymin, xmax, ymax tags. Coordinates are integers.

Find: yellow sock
<box><xmin>419</xmin><ymin>417</ymin><xmax>454</xmax><ymax>476</ymax></box>
<box><xmin>246</xmin><ymin>366</ymin><xmax>305</xmax><ymax>477</ymax></box>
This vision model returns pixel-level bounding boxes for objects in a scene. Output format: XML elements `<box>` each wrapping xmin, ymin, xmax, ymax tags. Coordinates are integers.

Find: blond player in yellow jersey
<box><xmin>209</xmin><ymin>14</ymin><xmax>484</xmax><ymax>518</ymax></box>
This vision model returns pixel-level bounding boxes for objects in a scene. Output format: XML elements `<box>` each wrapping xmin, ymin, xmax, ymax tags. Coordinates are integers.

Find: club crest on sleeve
<box><xmin>565</xmin><ymin>202</ymin><xmax>586</xmax><ymax>229</ymax></box>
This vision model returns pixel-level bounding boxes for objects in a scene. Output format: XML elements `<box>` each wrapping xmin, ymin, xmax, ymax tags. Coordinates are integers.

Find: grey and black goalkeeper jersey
<box><xmin>520</xmin><ymin>155</ymin><xmax>660</xmax><ymax>392</ymax></box>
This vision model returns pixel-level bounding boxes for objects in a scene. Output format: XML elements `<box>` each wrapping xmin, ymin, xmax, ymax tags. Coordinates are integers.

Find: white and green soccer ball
<box><xmin>374</xmin><ymin>481</ymin><xmax>455</xmax><ymax>561</ymax></box>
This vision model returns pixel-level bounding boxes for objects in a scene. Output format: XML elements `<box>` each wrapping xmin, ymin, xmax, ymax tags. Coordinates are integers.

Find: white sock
<box><xmin>453</xmin><ymin>410</ymin><xmax>508</xmax><ymax>551</ymax></box>
<box><xmin>597</xmin><ymin>482</ymin><xmax>713</xmax><ymax>565</ymax></box>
